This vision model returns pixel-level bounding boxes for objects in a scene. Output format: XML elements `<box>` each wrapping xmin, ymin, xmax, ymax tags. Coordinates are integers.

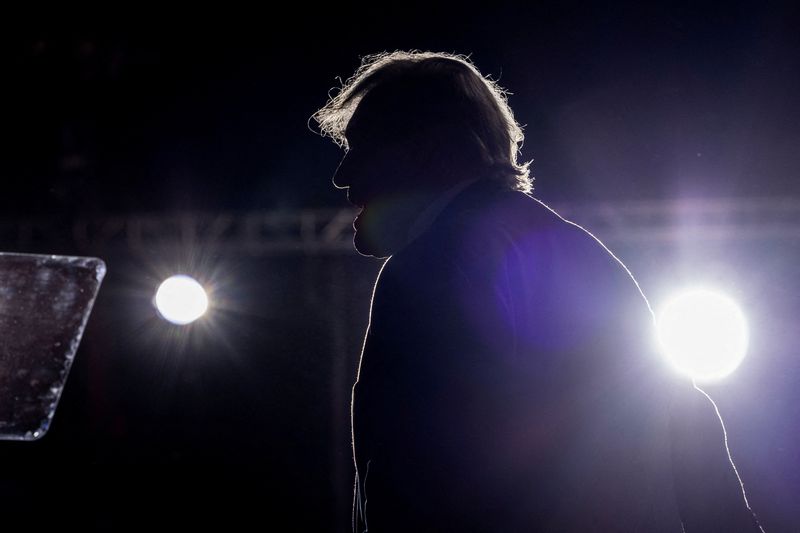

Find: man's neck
<box><xmin>405</xmin><ymin>178</ymin><xmax>480</xmax><ymax>246</ymax></box>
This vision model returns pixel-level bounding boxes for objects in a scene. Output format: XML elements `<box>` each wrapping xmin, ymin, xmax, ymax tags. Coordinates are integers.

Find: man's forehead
<box><xmin>345</xmin><ymin>96</ymin><xmax>424</xmax><ymax>146</ymax></box>
<box><xmin>345</xmin><ymin>101</ymin><xmax>379</xmax><ymax>140</ymax></box>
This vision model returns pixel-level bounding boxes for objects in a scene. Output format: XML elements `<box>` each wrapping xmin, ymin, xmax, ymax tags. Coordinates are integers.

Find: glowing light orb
<box><xmin>154</xmin><ymin>275</ymin><xmax>209</xmax><ymax>325</ymax></box>
<box><xmin>656</xmin><ymin>288</ymin><xmax>748</xmax><ymax>381</ymax></box>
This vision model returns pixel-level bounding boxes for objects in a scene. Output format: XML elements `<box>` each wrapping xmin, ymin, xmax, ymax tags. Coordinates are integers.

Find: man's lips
<box><xmin>347</xmin><ymin>190</ymin><xmax>368</xmax><ymax>209</ymax></box>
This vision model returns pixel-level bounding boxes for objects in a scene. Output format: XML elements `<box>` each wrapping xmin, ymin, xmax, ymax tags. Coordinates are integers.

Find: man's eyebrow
<box><xmin>344</xmin><ymin>126</ymin><xmax>359</xmax><ymax>141</ymax></box>
<box><xmin>343</xmin><ymin>127</ymin><xmax>362</xmax><ymax>149</ymax></box>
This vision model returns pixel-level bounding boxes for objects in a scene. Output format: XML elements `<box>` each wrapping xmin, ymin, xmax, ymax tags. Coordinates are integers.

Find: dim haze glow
<box><xmin>154</xmin><ymin>275</ymin><xmax>209</xmax><ymax>325</ymax></box>
<box><xmin>657</xmin><ymin>288</ymin><xmax>749</xmax><ymax>381</ymax></box>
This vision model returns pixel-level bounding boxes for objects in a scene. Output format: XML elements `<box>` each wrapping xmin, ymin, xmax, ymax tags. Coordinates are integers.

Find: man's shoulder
<box><xmin>406</xmin><ymin>181</ymin><xmax>607</xmax><ymax>268</ymax></box>
<box><xmin>383</xmin><ymin>181</ymin><xmax>630</xmax><ymax>311</ymax></box>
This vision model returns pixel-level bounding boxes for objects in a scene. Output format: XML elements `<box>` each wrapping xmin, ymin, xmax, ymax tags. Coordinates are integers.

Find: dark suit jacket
<box><xmin>352</xmin><ymin>179</ymin><xmax>761</xmax><ymax>532</ymax></box>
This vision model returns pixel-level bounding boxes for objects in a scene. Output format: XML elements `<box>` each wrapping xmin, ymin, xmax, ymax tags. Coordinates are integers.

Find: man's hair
<box><xmin>312</xmin><ymin>51</ymin><xmax>533</xmax><ymax>193</ymax></box>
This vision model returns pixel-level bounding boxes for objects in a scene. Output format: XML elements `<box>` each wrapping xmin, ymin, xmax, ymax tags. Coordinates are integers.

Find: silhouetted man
<box><xmin>313</xmin><ymin>51</ymin><xmax>762</xmax><ymax>532</ymax></box>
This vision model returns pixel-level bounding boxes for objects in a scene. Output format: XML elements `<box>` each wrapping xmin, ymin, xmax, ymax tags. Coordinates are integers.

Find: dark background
<box><xmin>1</xmin><ymin>3</ymin><xmax>798</xmax><ymax>531</ymax></box>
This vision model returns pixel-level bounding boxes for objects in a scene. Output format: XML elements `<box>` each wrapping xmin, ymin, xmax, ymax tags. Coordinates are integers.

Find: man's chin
<box><xmin>353</xmin><ymin>231</ymin><xmax>393</xmax><ymax>258</ymax></box>
<box><xmin>353</xmin><ymin>208</ymin><xmax>415</xmax><ymax>258</ymax></box>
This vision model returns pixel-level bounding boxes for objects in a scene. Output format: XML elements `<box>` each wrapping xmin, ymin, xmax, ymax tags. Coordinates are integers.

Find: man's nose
<box><xmin>331</xmin><ymin>156</ymin><xmax>350</xmax><ymax>190</ymax></box>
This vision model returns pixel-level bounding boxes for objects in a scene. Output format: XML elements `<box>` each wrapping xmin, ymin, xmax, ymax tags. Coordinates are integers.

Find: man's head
<box><xmin>312</xmin><ymin>51</ymin><xmax>531</xmax><ymax>257</ymax></box>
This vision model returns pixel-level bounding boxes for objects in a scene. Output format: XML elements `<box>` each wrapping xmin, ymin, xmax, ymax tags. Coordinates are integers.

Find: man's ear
<box><xmin>414</xmin><ymin>134</ymin><xmax>459</xmax><ymax>186</ymax></box>
<box><xmin>434</xmin><ymin>131</ymin><xmax>480</xmax><ymax>183</ymax></box>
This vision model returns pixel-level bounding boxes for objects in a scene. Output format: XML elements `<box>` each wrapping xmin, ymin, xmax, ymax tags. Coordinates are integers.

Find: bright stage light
<box><xmin>656</xmin><ymin>288</ymin><xmax>748</xmax><ymax>381</ymax></box>
<box><xmin>154</xmin><ymin>275</ymin><xmax>209</xmax><ymax>325</ymax></box>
